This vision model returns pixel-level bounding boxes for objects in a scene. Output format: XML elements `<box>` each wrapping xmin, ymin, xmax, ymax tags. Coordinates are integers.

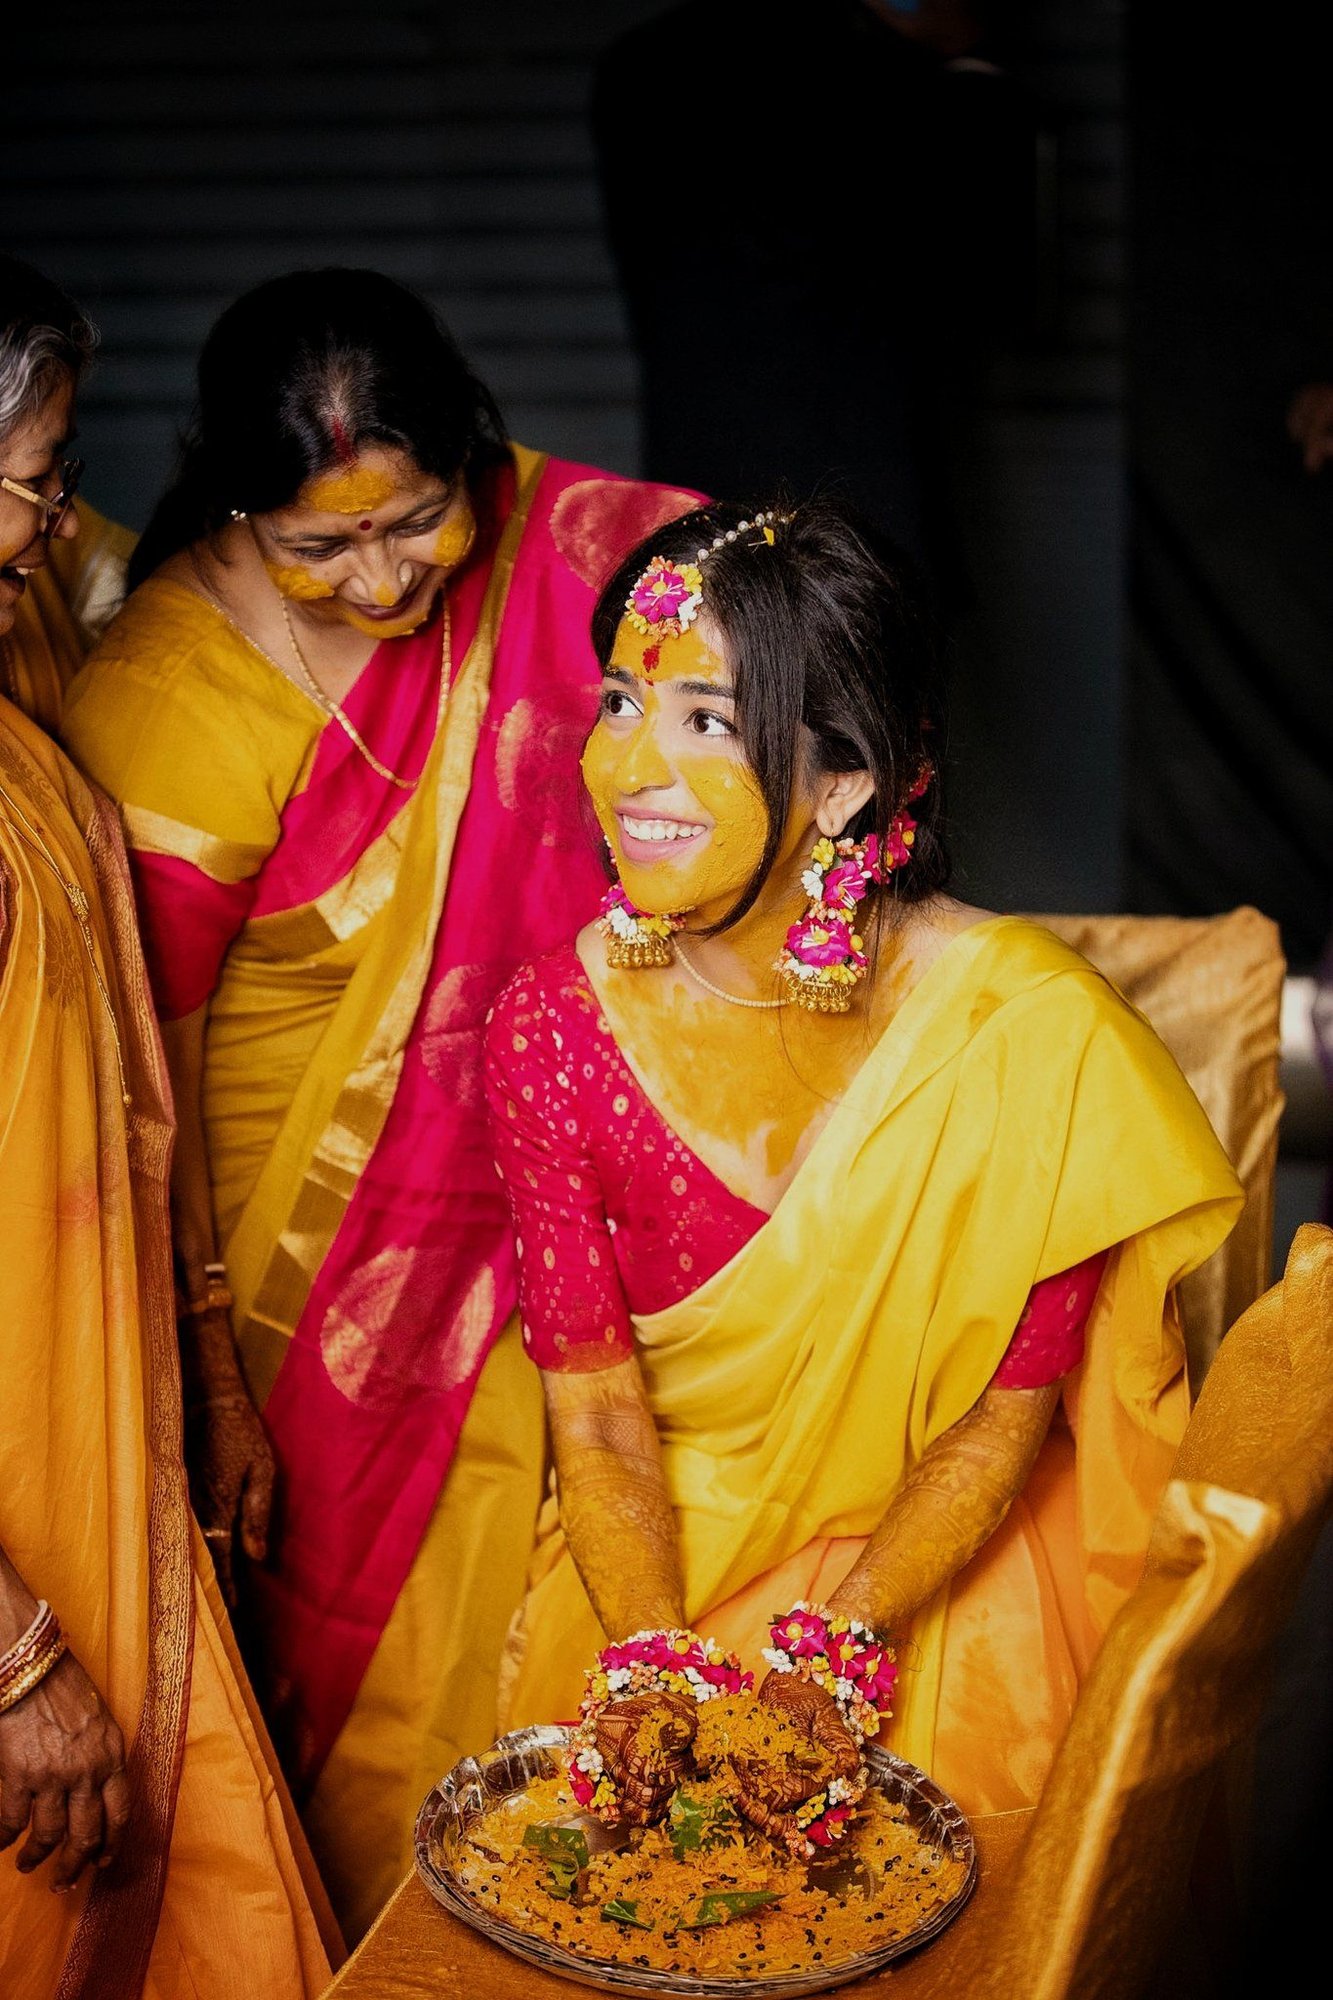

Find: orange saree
<box><xmin>0</xmin><ymin>696</ymin><xmax>338</xmax><ymax>1999</ymax></box>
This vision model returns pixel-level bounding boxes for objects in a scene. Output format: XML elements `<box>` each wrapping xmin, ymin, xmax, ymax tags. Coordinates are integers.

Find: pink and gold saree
<box><xmin>63</xmin><ymin>446</ymin><xmax>697</xmax><ymax>1932</ymax></box>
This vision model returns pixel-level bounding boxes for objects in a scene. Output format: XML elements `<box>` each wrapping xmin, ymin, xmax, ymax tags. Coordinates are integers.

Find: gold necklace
<box><xmin>278</xmin><ymin>595</ymin><xmax>450</xmax><ymax>790</ymax></box>
<box><xmin>674</xmin><ymin>938</ymin><xmax>790</xmax><ymax>1011</ymax></box>
<box><xmin>0</xmin><ymin>777</ymin><xmax>131</xmax><ymax>1106</ymax></box>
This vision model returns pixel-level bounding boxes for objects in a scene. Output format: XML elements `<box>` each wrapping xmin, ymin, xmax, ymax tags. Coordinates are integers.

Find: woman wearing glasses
<box><xmin>0</xmin><ymin>288</ymin><xmax>133</xmax><ymax>733</ymax></box>
<box><xmin>0</xmin><ymin>257</ymin><xmax>337</xmax><ymax>1998</ymax></box>
<box><xmin>63</xmin><ymin>266</ymin><xmax>698</xmax><ymax>1938</ymax></box>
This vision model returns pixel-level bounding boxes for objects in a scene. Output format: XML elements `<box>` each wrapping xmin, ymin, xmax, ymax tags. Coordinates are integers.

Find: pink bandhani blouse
<box><xmin>484</xmin><ymin>949</ymin><xmax>1107</xmax><ymax>1384</ymax></box>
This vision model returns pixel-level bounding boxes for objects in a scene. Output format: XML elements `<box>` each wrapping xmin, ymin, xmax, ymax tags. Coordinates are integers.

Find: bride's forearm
<box><xmin>543</xmin><ymin>1359</ymin><xmax>686</xmax><ymax>1640</ymax></box>
<box><xmin>828</xmin><ymin>1382</ymin><xmax>1061</xmax><ymax>1640</ymax></box>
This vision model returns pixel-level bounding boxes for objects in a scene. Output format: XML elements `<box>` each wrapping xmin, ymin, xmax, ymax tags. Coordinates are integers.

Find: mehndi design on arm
<box><xmin>545</xmin><ymin>1358</ymin><xmax>687</xmax><ymax>1639</ymax></box>
<box><xmin>829</xmin><ymin>1382</ymin><xmax>1061</xmax><ymax>1639</ymax></box>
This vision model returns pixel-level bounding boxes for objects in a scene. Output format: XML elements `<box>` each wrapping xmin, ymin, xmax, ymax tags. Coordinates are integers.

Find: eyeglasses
<box><xmin>0</xmin><ymin>457</ymin><xmax>84</xmax><ymax>539</ymax></box>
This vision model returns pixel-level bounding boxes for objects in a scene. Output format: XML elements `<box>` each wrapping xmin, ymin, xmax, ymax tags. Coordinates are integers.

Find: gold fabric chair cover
<box><xmin>1037</xmin><ymin>909</ymin><xmax>1285</xmax><ymax>1381</ymax></box>
<box><xmin>881</xmin><ymin>1221</ymin><xmax>1333</xmax><ymax>2000</ymax></box>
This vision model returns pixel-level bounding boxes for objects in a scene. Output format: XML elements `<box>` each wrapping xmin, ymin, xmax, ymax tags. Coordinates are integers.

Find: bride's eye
<box><xmin>599</xmin><ymin>688</ymin><xmax>642</xmax><ymax>720</ymax></box>
<box><xmin>687</xmin><ymin>709</ymin><xmax>735</xmax><ymax>737</ymax></box>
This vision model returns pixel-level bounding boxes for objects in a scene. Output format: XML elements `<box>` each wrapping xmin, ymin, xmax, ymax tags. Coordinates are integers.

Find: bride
<box><xmin>484</xmin><ymin>497</ymin><xmax>1240</xmax><ymax>1836</ymax></box>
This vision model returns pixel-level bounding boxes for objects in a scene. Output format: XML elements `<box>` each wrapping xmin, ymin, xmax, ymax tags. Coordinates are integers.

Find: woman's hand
<box><xmin>593</xmin><ymin>1690</ymin><xmax>697</xmax><ymax>1826</ymax></box>
<box><xmin>0</xmin><ymin>1652</ymin><xmax>130</xmax><ymax>1890</ymax></box>
<box><xmin>729</xmin><ymin>1671</ymin><xmax>860</xmax><ymax>1838</ymax></box>
<box><xmin>183</xmin><ymin>1307</ymin><xmax>275</xmax><ymax>1608</ymax></box>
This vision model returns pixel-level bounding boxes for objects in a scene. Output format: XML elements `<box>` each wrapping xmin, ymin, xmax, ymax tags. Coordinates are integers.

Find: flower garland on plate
<box><xmin>762</xmin><ymin>1602</ymin><xmax>899</xmax><ymax>1851</ymax></box>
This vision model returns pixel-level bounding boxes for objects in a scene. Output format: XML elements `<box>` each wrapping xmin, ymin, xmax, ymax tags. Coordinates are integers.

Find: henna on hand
<box><xmin>726</xmin><ymin>1673</ymin><xmax>858</xmax><ymax>1837</ymax></box>
<box><xmin>593</xmin><ymin>1691</ymin><xmax>697</xmax><ymax>1826</ymax></box>
<box><xmin>180</xmin><ymin>1305</ymin><xmax>275</xmax><ymax>1606</ymax></box>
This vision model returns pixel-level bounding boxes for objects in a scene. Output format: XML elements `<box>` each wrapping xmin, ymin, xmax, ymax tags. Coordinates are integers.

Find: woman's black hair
<box><xmin>129</xmin><ymin>267</ymin><xmax>508</xmax><ymax>587</ymax></box>
<box><xmin>591</xmin><ymin>494</ymin><xmax>949</xmax><ymax>931</ymax></box>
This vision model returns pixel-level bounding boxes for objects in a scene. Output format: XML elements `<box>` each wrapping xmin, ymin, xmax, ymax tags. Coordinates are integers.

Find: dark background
<box><xmin>3</xmin><ymin>1</ymin><xmax>1331</xmax><ymax>1954</ymax></box>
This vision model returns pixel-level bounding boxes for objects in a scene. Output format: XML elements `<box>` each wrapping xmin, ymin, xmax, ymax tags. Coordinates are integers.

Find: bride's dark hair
<box><xmin>129</xmin><ymin>267</ymin><xmax>507</xmax><ymax>588</ymax></box>
<box><xmin>591</xmin><ymin>495</ymin><xmax>949</xmax><ymax>932</ymax></box>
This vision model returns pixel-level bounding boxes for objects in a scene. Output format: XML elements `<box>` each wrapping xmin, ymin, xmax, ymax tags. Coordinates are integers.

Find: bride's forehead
<box><xmin>609</xmin><ymin>617</ymin><xmax>732</xmax><ymax>687</ymax></box>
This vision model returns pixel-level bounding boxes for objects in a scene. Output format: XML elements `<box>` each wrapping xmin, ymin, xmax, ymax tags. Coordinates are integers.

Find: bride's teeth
<box><xmin>624</xmin><ymin>817</ymin><xmax>703</xmax><ymax>842</ymax></box>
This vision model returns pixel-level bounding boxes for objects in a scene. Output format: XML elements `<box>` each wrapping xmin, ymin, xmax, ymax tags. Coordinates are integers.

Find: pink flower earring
<box><xmin>776</xmin><ymin>782</ymin><xmax>927</xmax><ymax>1012</ymax></box>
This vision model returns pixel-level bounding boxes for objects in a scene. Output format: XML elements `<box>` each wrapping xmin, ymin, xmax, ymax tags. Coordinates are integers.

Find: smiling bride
<box><xmin>485</xmin><ymin>497</ymin><xmax>1242</xmax><ymax>1836</ymax></box>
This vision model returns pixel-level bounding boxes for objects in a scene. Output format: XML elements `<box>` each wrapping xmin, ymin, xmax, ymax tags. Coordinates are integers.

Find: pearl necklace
<box><xmin>674</xmin><ymin>938</ymin><xmax>790</xmax><ymax>1010</ymax></box>
<box><xmin>278</xmin><ymin>595</ymin><xmax>450</xmax><ymax>790</ymax></box>
<box><xmin>0</xmin><ymin>777</ymin><xmax>131</xmax><ymax>1105</ymax></box>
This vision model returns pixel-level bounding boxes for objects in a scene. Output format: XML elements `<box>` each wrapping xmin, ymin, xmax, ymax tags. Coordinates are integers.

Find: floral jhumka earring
<box><xmin>775</xmin><ymin>788</ymin><xmax>925</xmax><ymax>1013</ymax></box>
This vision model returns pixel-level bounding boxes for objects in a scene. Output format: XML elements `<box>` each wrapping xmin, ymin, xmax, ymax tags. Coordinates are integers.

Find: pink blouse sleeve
<box><xmin>130</xmin><ymin>850</ymin><xmax>257</xmax><ymax>1020</ymax></box>
<box><xmin>991</xmin><ymin>1249</ymin><xmax>1109</xmax><ymax>1389</ymax></box>
<box><xmin>484</xmin><ymin>967</ymin><xmax>635</xmax><ymax>1373</ymax></box>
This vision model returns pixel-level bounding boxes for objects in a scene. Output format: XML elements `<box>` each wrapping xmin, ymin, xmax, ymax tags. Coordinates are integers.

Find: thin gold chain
<box><xmin>0</xmin><ymin>777</ymin><xmax>132</xmax><ymax>1106</ymax></box>
<box><xmin>673</xmin><ymin>938</ymin><xmax>790</xmax><ymax>1010</ymax></box>
<box><xmin>278</xmin><ymin>595</ymin><xmax>450</xmax><ymax>790</ymax></box>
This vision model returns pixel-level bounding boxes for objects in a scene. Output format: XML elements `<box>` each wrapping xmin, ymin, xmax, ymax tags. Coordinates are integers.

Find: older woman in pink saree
<box><xmin>63</xmin><ymin>268</ymin><xmax>698</xmax><ymax>1938</ymax></box>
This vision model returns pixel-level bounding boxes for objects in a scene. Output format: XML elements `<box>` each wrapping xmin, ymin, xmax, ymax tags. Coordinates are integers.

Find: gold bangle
<box><xmin>0</xmin><ymin>1600</ymin><xmax>60</xmax><ymax>1689</ymax></box>
<box><xmin>0</xmin><ymin>1632</ymin><xmax>66</xmax><ymax>1714</ymax></box>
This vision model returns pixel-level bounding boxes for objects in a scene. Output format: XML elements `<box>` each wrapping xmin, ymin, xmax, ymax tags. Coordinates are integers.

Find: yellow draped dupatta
<box><xmin>502</xmin><ymin>919</ymin><xmax>1243</xmax><ymax>1808</ymax></box>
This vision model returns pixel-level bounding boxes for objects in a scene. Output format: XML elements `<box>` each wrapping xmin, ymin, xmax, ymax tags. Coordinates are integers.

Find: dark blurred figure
<box><xmin>1127</xmin><ymin>6</ymin><xmax>1333</xmax><ymax>970</ymax></box>
<box><xmin>592</xmin><ymin>0</ymin><xmax>1042</xmax><ymax>572</ymax></box>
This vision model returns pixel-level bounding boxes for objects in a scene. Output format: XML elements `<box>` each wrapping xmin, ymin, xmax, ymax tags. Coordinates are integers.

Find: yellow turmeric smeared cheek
<box><xmin>264</xmin><ymin>560</ymin><xmax>336</xmax><ymax>602</ymax></box>
<box><xmin>301</xmin><ymin>465</ymin><xmax>396</xmax><ymax>514</ymax></box>
<box><xmin>433</xmin><ymin>498</ymin><xmax>476</xmax><ymax>571</ymax></box>
<box><xmin>580</xmin><ymin>723</ymin><xmax>770</xmax><ymax>918</ymax></box>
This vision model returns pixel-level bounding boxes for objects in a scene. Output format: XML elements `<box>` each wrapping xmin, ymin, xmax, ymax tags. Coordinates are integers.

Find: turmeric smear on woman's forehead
<box><xmin>301</xmin><ymin>465</ymin><xmax>398</xmax><ymax>515</ymax></box>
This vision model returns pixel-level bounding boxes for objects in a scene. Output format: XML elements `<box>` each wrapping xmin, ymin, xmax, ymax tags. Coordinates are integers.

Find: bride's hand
<box><xmin>729</xmin><ymin>1671</ymin><xmax>860</xmax><ymax>1837</ymax></box>
<box><xmin>593</xmin><ymin>1690</ymin><xmax>697</xmax><ymax>1826</ymax></box>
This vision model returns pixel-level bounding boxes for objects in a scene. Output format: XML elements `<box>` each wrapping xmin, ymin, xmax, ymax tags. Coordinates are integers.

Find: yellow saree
<box><xmin>0</xmin><ymin>696</ymin><xmax>337</xmax><ymax>1998</ymax></box>
<box><xmin>501</xmin><ymin>918</ymin><xmax>1243</xmax><ymax>1812</ymax></box>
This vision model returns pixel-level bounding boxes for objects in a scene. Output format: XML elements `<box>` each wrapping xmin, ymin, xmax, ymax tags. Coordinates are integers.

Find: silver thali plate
<box><xmin>413</xmin><ymin>1724</ymin><xmax>977</xmax><ymax>1997</ymax></box>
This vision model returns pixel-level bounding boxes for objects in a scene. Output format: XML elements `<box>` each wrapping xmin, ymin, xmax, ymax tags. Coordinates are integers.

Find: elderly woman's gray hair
<box><xmin>0</xmin><ymin>254</ymin><xmax>97</xmax><ymax>445</ymax></box>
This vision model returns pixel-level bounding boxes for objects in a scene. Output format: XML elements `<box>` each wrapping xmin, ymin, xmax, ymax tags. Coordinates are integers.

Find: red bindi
<box><xmin>358</xmin><ymin>518</ymin><xmax>374</xmax><ymax>532</ymax></box>
<box><xmin>643</xmin><ymin>642</ymin><xmax>661</xmax><ymax>678</ymax></box>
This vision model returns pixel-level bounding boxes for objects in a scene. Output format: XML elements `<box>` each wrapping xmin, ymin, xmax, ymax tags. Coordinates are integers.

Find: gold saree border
<box><xmin>121</xmin><ymin>800</ymin><xmax>270</xmax><ymax>885</ymax></box>
<box><xmin>239</xmin><ymin>448</ymin><xmax>549</xmax><ymax>1388</ymax></box>
<box><xmin>0</xmin><ymin>731</ymin><xmax>192</xmax><ymax>2000</ymax></box>
<box><xmin>239</xmin><ymin>782</ymin><xmax>412</xmax><ymax>960</ymax></box>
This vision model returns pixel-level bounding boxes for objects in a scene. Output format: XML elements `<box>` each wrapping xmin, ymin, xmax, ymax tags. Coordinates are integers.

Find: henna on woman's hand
<box><xmin>729</xmin><ymin>1672</ymin><xmax>860</xmax><ymax>1837</ymax></box>
<box><xmin>593</xmin><ymin>1690</ymin><xmax>697</xmax><ymax>1826</ymax></box>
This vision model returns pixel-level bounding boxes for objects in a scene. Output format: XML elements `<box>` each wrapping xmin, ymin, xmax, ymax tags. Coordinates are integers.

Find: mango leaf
<box><xmin>667</xmin><ymin>1791</ymin><xmax>739</xmax><ymax>1858</ymax></box>
<box><xmin>681</xmin><ymin>1890</ymin><xmax>779</xmax><ymax>1929</ymax></box>
<box><xmin>523</xmin><ymin>1824</ymin><xmax>590</xmax><ymax>1871</ymax></box>
<box><xmin>601</xmin><ymin>1897</ymin><xmax>655</xmax><ymax>1931</ymax></box>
